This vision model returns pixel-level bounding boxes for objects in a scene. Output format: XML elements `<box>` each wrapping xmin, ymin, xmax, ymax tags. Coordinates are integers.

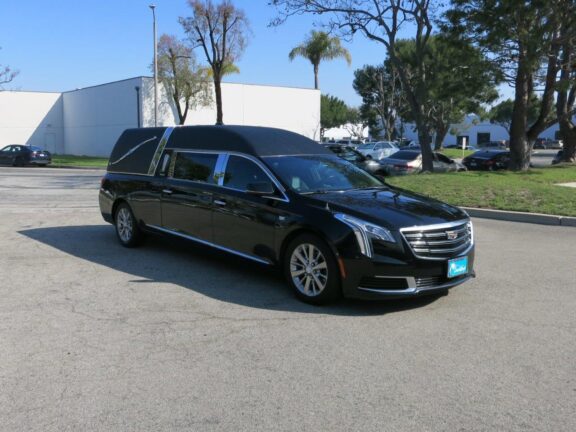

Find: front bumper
<box><xmin>340</xmin><ymin>247</ymin><xmax>476</xmax><ymax>300</ymax></box>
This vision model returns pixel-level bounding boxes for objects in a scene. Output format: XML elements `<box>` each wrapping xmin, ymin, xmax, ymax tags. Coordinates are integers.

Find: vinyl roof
<box><xmin>166</xmin><ymin>125</ymin><xmax>330</xmax><ymax>157</ymax></box>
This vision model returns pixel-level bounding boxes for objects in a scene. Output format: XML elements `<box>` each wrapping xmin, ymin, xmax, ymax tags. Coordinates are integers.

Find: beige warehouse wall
<box><xmin>0</xmin><ymin>91</ymin><xmax>64</xmax><ymax>153</ymax></box>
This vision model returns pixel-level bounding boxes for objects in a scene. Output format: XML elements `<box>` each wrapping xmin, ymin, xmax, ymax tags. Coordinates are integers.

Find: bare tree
<box><xmin>270</xmin><ymin>0</ymin><xmax>439</xmax><ymax>172</ymax></box>
<box><xmin>156</xmin><ymin>34</ymin><xmax>212</xmax><ymax>125</ymax></box>
<box><xmin>180</xmin><ymin>0</ymin><xmax>250</xmax><ymax>125</ymax></box>
<box><xmin>0</xmin><ymin>47</ymin><xmax>18</xmax><ymax>90</ymax></box>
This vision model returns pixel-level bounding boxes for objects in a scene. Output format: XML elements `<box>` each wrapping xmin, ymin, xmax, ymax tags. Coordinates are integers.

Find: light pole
<box><xmin>149</xmin><ymin>4</ymin><xmax>158</xmax><ymax>127</ymax></box>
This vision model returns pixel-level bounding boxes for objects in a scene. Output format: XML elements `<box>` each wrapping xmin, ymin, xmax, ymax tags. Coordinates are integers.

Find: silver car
<box><xmin>379</xmin><ymin>150</ymin><xmax>467</xmax><ymax>175</ymax></box>
<box><xmin>356</xmin><ymin>141</ymin><xmax>399</xmax><ymax>160</ymax></box>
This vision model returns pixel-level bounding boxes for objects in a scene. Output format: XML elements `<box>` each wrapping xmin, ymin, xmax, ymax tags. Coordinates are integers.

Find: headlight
<box><xmin>334</xmin><ymin>213</ymin><xmax>396</xmax><ymax>257</ymax></box>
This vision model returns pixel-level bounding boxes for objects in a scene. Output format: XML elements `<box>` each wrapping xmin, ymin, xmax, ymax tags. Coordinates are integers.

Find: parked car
<box><xmin>444</xmin><ymin>143</ymin><xmax>478</xmax><ymax>151</ymax></box>
<box><xmin>334</xmin><ymin>138</ymin><xmax>364</xmax><ymax>148</ymax></box>
<box><xmin>552</xmin><ymin>150</ymin><xmax>564</xmax><ymax>165</ymax></box>
<box><xmin>357</xmin><ymin>141</ymin><xmax>399</xmax><ymax>160</ymax></box>
<box><xmin>323</xmin><ymin>144</ymin><xmax>386</xmax><ymax>177</ymax></box>
<box><xmin>0</xmin><ymin>145</ymin><xmax>52</xmax><ymax>166</ymax></box>
<box><xmin>100</xmin><ymin>126</ymin><xmax>475</xmax><ymax>304</ymax></box>
<box><xmin>379</xmin><ymin>150</ymin><xmax>467</xmax><ymax>175</ymax></box>
<box><xmin>462</xmin><ymin>150</ymin><xmax>510</xmax><ymax>171</ymax></box>
<box><xmin>477</xmin><ymin>141</ymin><xmax>507</xmax><ymax>150</ymax></box>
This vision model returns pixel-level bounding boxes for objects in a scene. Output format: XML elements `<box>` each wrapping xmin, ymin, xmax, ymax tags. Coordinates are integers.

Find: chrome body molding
<box><xmin>358</xmin><ymin>274</ymin><xmax>473</xmax><ymax>295</ymax></box>
<box><xmin>146</xmin><ymin>224</ymin><xmax>272</xmax><ymax>265</ymax></box>
<box><xmin>109</xmin><ymin>136</ymin><xmax>158</xmax><ymax>166</ymax></box>
<box><xmin>147</xmin><ymin>127</ymin><xmax>175</xmax><ymax>175</ymax></box>
<box><xmin>167</xmin><ymin>149</ymin><xmax>290</xmax><ymax>203</ymax></box>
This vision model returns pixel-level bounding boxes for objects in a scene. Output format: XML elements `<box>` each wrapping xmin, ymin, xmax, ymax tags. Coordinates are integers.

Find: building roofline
<box><xmin>140</xmin><ymin>75</ymin><xmax>318</xmax><ymax>92</ymax></box>
<box><xmin>63</xmin><ymin>76</ymin><xmax>144</xmax><ymax>93</ymax></box>
<box><xmin>4</xmin><ymin>75</ymin><xmax>319</xmax><ymax>94</ymax></box>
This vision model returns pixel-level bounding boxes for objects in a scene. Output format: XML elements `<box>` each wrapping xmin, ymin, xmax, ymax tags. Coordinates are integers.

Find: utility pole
<box><xmin>149</xmin><ymin>4</ymin><xmax>158</xmax><ymax>127</ymax></box>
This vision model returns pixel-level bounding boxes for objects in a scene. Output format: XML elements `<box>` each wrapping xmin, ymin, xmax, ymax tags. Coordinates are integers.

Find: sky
<box><xmin>0</xmin><ymin>0</ymin><xmax>512</xmax><ymax>106</ymax></box>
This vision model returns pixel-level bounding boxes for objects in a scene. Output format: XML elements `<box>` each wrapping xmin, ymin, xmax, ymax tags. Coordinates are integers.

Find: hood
<box><xmin>303</xmin><ymin>187</ymin><xmax>467</xmax><ymax>229</ymax></box>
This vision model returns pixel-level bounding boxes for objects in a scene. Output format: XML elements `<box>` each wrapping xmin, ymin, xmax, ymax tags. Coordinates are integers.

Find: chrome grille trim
<box><xmin>400</xmin><ymin>219</ymin><xmax>473</xmax><ymax>260</ymax></box>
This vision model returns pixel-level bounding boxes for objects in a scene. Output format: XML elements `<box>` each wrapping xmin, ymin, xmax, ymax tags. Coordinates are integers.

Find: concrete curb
<box><xmin>462</xmin><ymin>207</ymin><xmax>576</xmax><ymax>227</ymax></box>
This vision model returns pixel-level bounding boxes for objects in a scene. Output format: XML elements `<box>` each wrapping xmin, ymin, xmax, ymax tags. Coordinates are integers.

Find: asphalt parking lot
<box><xmin>1</xmin><ymin>167</ymin><xmax>575</xmax><ymax>432</ymax></box>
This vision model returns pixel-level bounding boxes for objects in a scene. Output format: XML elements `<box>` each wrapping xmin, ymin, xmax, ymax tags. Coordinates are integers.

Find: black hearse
<box><xmin>99</xmin><ymin>126</ymin><xmax>474</xmax><ymax>304</ymax></box>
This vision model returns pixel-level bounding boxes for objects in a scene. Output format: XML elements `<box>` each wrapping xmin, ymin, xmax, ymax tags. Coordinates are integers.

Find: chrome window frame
<box><xmin>166</xmin><ymin>149</ymin><xmax>290</xmax><ymax>202</ymax></box>
<box><xmin>168</xmin><ymin>150</ymin><xmax>221</xmax><ymax>185</ymax></box>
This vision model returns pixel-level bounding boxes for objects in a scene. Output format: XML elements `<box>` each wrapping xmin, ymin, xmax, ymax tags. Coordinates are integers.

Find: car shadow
<box><xmin>19</xmin><ymin>225</ymin><xmax>445</xmax><ymax>316</ymax></box>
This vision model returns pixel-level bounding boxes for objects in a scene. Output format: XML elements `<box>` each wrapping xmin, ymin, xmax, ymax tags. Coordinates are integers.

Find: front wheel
<box><xmin>284</xmin><ymin>234</ymin><xmax>341</xmax><ymax>305</ymax></box>
<box><xmin>114</xmin><ymin>203</ymin><xmax>143</xmax><ymax>247</ymax></box>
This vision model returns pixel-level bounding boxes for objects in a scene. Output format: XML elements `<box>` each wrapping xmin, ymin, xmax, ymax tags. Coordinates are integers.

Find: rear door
<box><xmin>212</xmin><ymin>155</ymin><xmax>285</xmax><ymax>262</ymax></box>
<box><xmin>161</xmin><ymin>152</ymin><xmax>220</xmax><ymax>242</ymax></box>
<box><xmin>434</xmin><ymin>153</ymin><xmax>455</xmax><ymax>172</ymax></box>
<box><xmin>0</xmin><ymin>146</ymin><xmax>13</xmax><ymax>164</ymax></box>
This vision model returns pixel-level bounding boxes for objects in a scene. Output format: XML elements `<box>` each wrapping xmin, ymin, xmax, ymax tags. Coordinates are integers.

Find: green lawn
<box><xmin>51</xmin><ymin>155</ymin><xmax>109</xmax><ymax>168</ymax></box>
<box><xmin>439</xmin><ymin>149</ymin><xmax>475</xmax><ymax>159</ymax></box>
<box><xmin>386</xmin><ymin>164</ymin><xmax>576</xmax><ymax>217</ymax></box>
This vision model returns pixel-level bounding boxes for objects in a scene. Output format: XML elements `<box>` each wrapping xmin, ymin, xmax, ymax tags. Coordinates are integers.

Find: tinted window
<box><xmin>0</xmin><ymin>146</ymin><xmax>11</xmax><ymax>152</ymax></box>
<box><xmin>388</xmin><ymin>151</ymin><xmax>420</xmax><ymax>161</ymax></box>
<box><xmin>173</xmin><ymin>152</ymin><xmax>217</xmax><ymax>183</ymax></box>
<box><xmin>358</xmin><ymin>143</ymin><xmax>374</xmax><ymax>150</ymax></box>
<box><xmin>223</xmin><ymin>156</ymin><xmax>273</xmax><ymax>191</ymax></box>
<box><xmin>264</xmin><ymin>155</ymin><xmax>383</xmax><ymax>193</ymax></box>
<box><xmin>436</xmin><ymin>153</ymin><xmax>452</xmax><ymax>164</ymax></box>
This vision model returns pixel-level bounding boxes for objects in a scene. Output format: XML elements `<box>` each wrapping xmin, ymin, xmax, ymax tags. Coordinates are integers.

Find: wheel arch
<box><xmin>278</xmin><ymin>226</ymin><xmax>341</xmax><ymax>267</ymax></box>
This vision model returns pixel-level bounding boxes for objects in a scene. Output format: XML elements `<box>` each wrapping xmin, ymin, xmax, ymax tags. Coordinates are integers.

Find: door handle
<box><xmin>162</xmin><ymin>189</ymin><xmax>173</xmax><ymax>195</ymax></box>
<box><xmin>214</xmin><ymin>199</ymin><xmax>227</xmax><ymax>206</ymax></box>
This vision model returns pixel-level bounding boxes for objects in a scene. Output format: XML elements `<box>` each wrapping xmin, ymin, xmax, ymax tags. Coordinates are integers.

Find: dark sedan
<box><xmin>462</xmin><ymin>150</ymin><xmax>510</xmax><ymax>171</ymax></box>
<box><xmin>379</xmin><ymin>150</ymin><xmax>467</xmax><ymax>175</ymax></box>
<box><xmin>0</xmin><ymin>145</ymin><xmax>52</xmax><ymax>166</ymax></box>
<box><xmin>323</xmin><ymin>144</ymin><xmax>386</xmax><ymax>176</ymax></box>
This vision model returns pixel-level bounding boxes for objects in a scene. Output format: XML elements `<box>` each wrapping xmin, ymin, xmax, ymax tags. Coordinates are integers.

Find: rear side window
<box><xmin>223</xmin><ymin>156</ymin><xmax>273</xmax><ymax>191</ymax></box>
<box><xmin>172</xmin><ymin>152</ymin><xmax>218</xmax><ymax>183</ymax></box>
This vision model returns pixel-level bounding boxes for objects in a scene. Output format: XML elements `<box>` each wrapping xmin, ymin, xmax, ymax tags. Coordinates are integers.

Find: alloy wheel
<box><xmin>116</xmin><ymin>207</ymin><xmax>133</xmax><ymax>243</ymax></box>
<box><xmin>290</xmin><ymin>243</ymin><xmax>328</xmax><ymax>297</ymax></box>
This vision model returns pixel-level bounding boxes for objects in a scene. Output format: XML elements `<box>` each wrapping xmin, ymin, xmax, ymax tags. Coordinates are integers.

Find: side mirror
<box><xmin>247</xmin><ymin>182</ymin><xmax>275</xmax><ymax>196</ymax></box>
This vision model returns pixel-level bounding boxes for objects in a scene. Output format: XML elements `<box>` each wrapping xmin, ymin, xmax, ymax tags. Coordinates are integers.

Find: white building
<box><xmin>400</xmin><ymin>114</ymin><xmax>563</xmax><ymax>146</ymax></box>
<box><xmin>0</xmin><ymin>77</ymin><xmax>320</xmax><ymax>157</ymax></box>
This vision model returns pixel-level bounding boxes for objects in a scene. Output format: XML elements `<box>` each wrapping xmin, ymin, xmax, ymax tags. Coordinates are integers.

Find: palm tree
<box><xmin>289</xmin><ymin>31</ymin><xmax>352</xmax><ymax>90</ymax></box>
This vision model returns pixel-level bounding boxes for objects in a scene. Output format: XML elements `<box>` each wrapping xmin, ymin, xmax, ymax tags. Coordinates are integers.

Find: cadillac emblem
<box><xmin>446</xmin><ymin>230</ymin><xmax>458</xmax><ymax>240</ymax></box>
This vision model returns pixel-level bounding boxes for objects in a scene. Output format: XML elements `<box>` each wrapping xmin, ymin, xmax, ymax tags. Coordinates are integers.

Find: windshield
<box><xmin>264</xmin><ymin>155</ymin><xmax>384</xmax><ymax>193</ymax></box>
<box><xmin>329</xmin><ymin>147</ymin><xmax>365</xmax><ymax>162</ymax></box>
<box><xmin>388</xmin><ymin>151</ymin><xmax>420</xmax><ymax>161</ymax></box>
<box><xmin>357</xmin><ymin>143</ymin><xmax>374</xmax><ymax>150</ymax></box>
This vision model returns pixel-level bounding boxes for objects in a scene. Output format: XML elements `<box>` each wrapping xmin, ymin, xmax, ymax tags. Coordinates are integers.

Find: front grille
<box><xmin>415</xmin><ymin>276</ymin><xmax>444</xmax><ymax>288</ymax></box>
<box><xmin>359</xmin><ymin>277</ymin><xmax>409</xmax><ymax>290</ymax></box>
<box><xmin>401</xmin><ymin>220</ymin><xmax>473</xmax><ymax>260</ymax></box>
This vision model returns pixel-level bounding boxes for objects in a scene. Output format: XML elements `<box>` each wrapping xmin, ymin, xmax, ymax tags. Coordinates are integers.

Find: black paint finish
<box><xmin>99</xmin><ymin>126</ymin><xmax>475</xmax><ymax>300</ymax></box>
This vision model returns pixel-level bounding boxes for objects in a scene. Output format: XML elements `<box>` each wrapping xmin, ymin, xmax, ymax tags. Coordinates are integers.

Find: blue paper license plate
<box><xmin>447</xmin><ymin>256</ymin><xmax>468</xmax><ymax>278</ymax></box>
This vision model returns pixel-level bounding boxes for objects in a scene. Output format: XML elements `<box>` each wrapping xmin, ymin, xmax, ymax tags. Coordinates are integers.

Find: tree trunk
<box><xmin>313</xmin><ymin>64</ymin><xmax>319</xmax><ymax>90</ymax></box>
<box><xmin>213</xmin><ymin>72</ymin><xmax>223</xmax><ymax>125</ymax></box>
<box><xmin>509</xmin><ymin>55</ymin><xmax>531</xmax><ymax>171</ymax></box>
<box><xmin>434</xmin><ymin>123</ymin><xmax>448</xmax><ymax>150</ymax></box>
<box><xmin>560</xmin><ymin>123</ymin><xmax>576</xmax><ymax>162</ymax></box>
<box><xmin>416</xmin><ymin>117</ymin><xmax>434</xmax><ymax>172</ymax></box>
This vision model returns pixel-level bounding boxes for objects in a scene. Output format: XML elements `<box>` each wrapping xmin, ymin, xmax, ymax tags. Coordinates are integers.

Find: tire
<box><xmin>284</xmin><ymin>233</ymin><xmax>341</xmax><ymax>305</ymax></box>
<box><xmin>114</xmin><ymin>203</ymin><xmax>143</xmax><ymax>247</ymax></box>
